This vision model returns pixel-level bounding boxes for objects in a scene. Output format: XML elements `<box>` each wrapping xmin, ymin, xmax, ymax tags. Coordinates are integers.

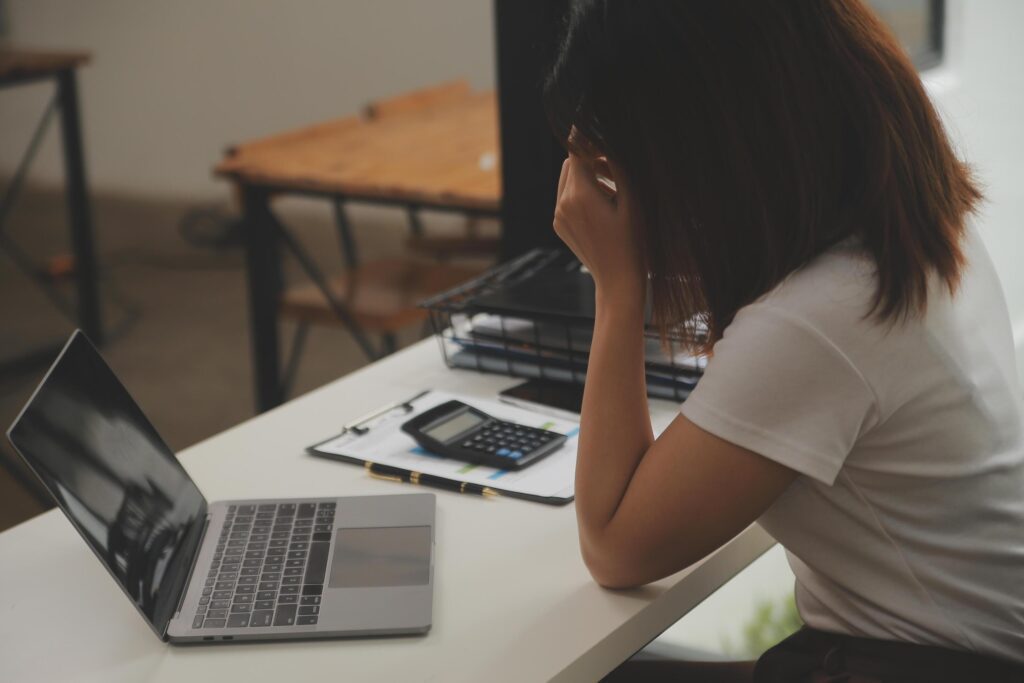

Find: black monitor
<box><xmin>6</xmin><ymin>331</ymin><xmax>207</xmax><ymax>638</ymax></box>
<box><xmin>494</xmin><ymin>0</ymin><xmax>572</xmax><ymax>260</ymax></box>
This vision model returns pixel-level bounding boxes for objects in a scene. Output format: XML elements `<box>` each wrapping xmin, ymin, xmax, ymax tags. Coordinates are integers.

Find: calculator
<box><xmin>401</xmin><ymin>400</ymin><xmax>568</xmax><ymax>470</ymax></box>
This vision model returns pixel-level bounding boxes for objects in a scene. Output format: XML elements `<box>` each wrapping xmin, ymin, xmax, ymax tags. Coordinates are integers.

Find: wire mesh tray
<box><xmin>420</xmin><ymin>249</ymin><xmax>705</xmax><ymax>402</ymax></box>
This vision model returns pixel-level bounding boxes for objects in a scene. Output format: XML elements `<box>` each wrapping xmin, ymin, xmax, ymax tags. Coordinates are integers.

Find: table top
<box><xmin>0</xmin><ymin>339</ymin><xmax>772</xmax><ymax>683</ymax></box>
<box><xmin>0</xmin><ymin>47</ymin><xmax>90</xmax><ymax>85</ymax></box>
<box><xmin>215</xmin><ymin>91</ymin><xmax>501</xmax><ymax>213</ymax></box>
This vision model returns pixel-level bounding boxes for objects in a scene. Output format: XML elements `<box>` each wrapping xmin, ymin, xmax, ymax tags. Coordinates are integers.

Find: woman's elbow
<box><xmin>580</xmin><ymin>539</ymin><xmax>649</xmax><ymax>590</ymax></box>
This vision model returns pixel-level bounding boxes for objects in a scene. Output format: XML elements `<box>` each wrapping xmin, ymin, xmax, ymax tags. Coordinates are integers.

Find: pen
<box><xmin>364</xmin><ymin>462</ymin><xmax>499</xmax><ymax>498</ymax></box>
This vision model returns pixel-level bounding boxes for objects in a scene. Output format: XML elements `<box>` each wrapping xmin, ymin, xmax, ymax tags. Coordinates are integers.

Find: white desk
<box><xmin>0</xmin><ymin>339</ymin><xmax>774</xmax><ymax>682</ymax></box>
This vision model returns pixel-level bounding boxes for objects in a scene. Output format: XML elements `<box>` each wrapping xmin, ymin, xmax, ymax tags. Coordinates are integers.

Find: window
<box><xmin>868</xmin><ymin>0</ymin><xmax>945</xmax><ymax>69</ymax></box>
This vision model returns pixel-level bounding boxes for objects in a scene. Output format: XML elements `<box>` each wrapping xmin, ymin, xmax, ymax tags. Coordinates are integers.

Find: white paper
<box><xmin>315</xmin><ymin>391</ymin><xmax>580</xmax><ymax>500</ymax></box>
<box><xmin>468</xmin><ymin>313</ymin><xmax>708</xmax><ymax>371</ymax></box>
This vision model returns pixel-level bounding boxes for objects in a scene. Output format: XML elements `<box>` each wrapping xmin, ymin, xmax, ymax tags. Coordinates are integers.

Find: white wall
<box><xmin>0</xmin><ymin>0</ymin><xmax>495</xmax><ymax>199</ymax></box>
<box><xmin>2</xmin><ymin>0</ymin><xmax>1023</xmax><ymax>378</ymax></box>
<box><xmin>924</xmin><ymin>0</ymin><xmax>1024</xmax><ymax>382</ymax></box>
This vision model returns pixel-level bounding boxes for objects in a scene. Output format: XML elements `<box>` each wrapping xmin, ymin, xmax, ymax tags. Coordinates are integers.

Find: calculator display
<box><xmin>402</xmin><ymin>399</ymin><xmax>568</xmax><ymax>471</ymax></box>
<box><xmin>424</xmin><ymin>411</ymin><xmax>485</xmax><ymax>443</ymax></box>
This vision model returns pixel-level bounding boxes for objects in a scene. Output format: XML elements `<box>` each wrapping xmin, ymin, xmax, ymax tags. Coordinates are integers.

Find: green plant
<box><xmin>723</xmin><ymin>594</ymin><xmax>803</xmax><ymax>658</ymax></box>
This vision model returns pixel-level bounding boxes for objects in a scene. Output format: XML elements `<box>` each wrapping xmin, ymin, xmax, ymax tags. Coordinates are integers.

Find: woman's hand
<box><xmin>553</xmin><ymin>153</ymin><xmax>646</xmax><ymax>307</ymax></box>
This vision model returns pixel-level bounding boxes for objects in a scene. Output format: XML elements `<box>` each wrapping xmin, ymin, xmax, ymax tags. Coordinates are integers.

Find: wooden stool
<box><xmin>280</xmin><ymin>258</ymin><xmax>483</xmax><ymax>342</ymax></box>
<box><xmin>277</xmin><ymin>258</ymin><xmax>486</xmax><ymax>392</ymax></box>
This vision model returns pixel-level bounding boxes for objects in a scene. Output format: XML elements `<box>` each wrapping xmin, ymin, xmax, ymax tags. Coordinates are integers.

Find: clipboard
<box><xmin>307</xmin><ymin>390</ymin><xmax>579</xmax><ymax>506</ymax></box>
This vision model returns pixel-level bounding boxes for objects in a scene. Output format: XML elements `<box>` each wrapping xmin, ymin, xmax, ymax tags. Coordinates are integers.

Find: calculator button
<box><xmin>496</xmin><ymin>448</ymin><xmax>510</xmax><ymax>456</ymax></box>
<box><xmin>508</xmin><ymin>450</ymin><xmax>523</xmax><ymax>460</ymax></box>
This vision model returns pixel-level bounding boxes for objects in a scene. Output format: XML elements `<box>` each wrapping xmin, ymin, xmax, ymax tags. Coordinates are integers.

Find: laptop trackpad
<box><xmin>328</xmin><ymin>526</ymin><xmax>431</xmax><ymax>588</ymax></box>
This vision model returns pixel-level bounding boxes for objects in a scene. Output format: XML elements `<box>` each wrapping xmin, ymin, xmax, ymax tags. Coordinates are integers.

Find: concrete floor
<box><xmin>0</xmin><ymin>184</ymin><xmax>494</xmax><ymax>531</ymax></box>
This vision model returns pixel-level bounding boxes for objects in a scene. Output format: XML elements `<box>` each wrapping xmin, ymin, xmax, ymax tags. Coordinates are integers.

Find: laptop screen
<box><xmin>6</xmin><ymin>332</ymin><xmax>207</xmax><ymax>638</ymax></box>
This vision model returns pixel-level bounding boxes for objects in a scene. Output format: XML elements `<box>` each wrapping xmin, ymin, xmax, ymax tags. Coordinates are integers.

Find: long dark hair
<box><xmin>544</xmin><ymin>0</ymin><xmax>981</xmax><ymax>349</ymax></box>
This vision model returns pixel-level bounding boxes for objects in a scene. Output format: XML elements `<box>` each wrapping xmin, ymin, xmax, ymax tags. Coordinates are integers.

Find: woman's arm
<box><xmin>555</xmin><ymin>154</ymin><xmax>798</xmax><ymax>588</ymax></box>
<box><xmin>575</xmin><ymin>288</ymin><xmax>652</xmax><ymax>569</ymax></box>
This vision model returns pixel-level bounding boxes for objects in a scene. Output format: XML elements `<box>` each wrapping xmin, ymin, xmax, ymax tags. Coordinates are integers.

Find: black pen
<box><xmin>364</xmin><ymin>462</ymin><xmax>499</xmax><ymax>498</ymax></box>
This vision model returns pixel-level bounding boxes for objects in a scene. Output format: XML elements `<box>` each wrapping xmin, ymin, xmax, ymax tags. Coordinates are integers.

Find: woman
<box><xmin>544</xmin><ymin>1</ymin><xmax>1024</xmax><ymax>681</ymax></box>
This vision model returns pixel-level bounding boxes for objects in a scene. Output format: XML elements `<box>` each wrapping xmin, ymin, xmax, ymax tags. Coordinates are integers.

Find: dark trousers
<box><xmin>604</xmin><ymin>628</ymin><xmax>1024</xmax><ymax>683</ymax></box>
<box><xmin>754</xmin><ymin>628</ymin><xmax>1024</xmax><ymax>683</ymax></box>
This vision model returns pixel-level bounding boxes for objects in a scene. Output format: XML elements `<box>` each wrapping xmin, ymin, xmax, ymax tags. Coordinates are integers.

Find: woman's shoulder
<box><xmin>746</xmin><ymin>238</ymin><xmax>882</xmax><ymax>340</ymax></box>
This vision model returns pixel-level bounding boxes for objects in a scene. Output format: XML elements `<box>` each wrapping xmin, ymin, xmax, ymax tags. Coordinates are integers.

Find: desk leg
<box><xmin>332</xmin><ymin>197</ymin><xmax>359</xmax><ymax>269</ymax></box>
<box><xmin>406</xmin><ymin>205</ymin><xmax>425</xmax><ymax>237</ymax></box>
<box><xmin>241</xmin><ymin>186</ymin><xmax>284</xmax><ymax>413</ymax></box>
<box><xmin>57</xmin><ymin>68</ymin><xmax>103</xmax><ymax>344</ymax></box>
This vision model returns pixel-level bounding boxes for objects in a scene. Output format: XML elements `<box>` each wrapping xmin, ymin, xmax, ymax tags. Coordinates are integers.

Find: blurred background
<box><xmin>1</xmin><ymin>0</ymin><xmax>503</xmax><ymax>530</ymax></box>
<box><xmin>2</xmin><ymin>0</ymin><xmax>1022</xmax><ymax>660</ymax></box>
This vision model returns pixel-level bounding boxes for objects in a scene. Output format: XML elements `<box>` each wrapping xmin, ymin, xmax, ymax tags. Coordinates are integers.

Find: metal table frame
<box><xmin>1</xmin><ymin>56</ymin><xmax>102</xmax><ymax>360</ymax></box>
<box><xmin>237</xmin><ymin>182</ymin><xmax>500</xmax><ymax>413</ymax></box>
<box><xmin>1</xmin><ymin>52</ymin><xmax>101</xmax><ymax>508</ymax></box>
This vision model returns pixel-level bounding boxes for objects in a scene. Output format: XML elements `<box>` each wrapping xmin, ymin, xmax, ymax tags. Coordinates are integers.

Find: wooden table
<box><xmin>217</xmin><ymin>90</ymin><xmax>500</xmax><ymax>211</ymax></box>
<box><xmin>215</xmin><ymin>90</ymin><xmax>501</xmax><ymax>413</ymax></box>
<box><xmin>0</xmin><ymin>338</ymin><xmax>774</xmax><ymax>682</ymax></box>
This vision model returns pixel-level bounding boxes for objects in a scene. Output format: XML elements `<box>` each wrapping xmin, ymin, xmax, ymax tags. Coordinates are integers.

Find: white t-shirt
<box><xmin>680</xmin><ymin>228</ymin><xmax>1024</xmax><ymax>664</ymax></box>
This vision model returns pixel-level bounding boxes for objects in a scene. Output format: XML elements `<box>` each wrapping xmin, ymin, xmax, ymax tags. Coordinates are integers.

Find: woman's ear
<box><xmin>592</xmin><ymin>156</ymin><xmax>619</xmax><ymax>199</ymax></box>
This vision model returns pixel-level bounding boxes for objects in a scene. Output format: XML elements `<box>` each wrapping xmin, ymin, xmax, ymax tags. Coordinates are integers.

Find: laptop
<box><xmin>6</xmin><ymin>330</ymin><xmax>435</xmax><ymax>644</ymax></box>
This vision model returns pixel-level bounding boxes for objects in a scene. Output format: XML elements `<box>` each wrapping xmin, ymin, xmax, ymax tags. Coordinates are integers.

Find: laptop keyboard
<box><xmin>191</xmin><ymin>501</ymin><xmax>335</xmax><ymax>630</ymax></box>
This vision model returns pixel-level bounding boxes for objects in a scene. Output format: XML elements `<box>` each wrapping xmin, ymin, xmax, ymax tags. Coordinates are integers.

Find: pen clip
<box><xmin>458</xmin><ymin>481</ymin><xmax>500</xmax><ymax>498</ymax></box>
<box><xmin>364</xmin><ymin>461</ymin><xmax>404</xmax><ymax>484</ymax></box>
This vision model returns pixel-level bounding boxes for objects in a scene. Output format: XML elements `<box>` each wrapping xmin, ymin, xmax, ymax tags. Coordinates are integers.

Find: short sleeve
<box><xmin>680</xmin><ymin>304</ymin><xmax>878</xmax><ymax>485</ymax></box>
